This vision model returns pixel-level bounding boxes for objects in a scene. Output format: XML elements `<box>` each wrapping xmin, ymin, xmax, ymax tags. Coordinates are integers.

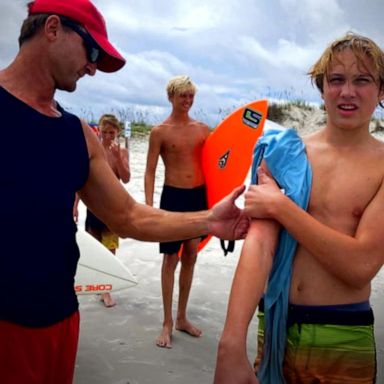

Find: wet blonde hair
<box><xmin>308</xmin><ymin>32</ymin><xmax>384</xmax><ymax>94</ymax></box>
<box><xmin>166</xmin><ymin>75</ymin><xmax>197</xmax><ymax>100</ymax></box>
<box><xmin>98</xmin><ymin>114</ymin><xmax>121</xmax><ymax>132</ymax></box>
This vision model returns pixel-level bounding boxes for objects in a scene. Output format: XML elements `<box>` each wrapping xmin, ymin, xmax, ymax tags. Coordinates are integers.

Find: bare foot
<box><xmin>175</xmin><ymin>319</ymin><xmax>202</xmax><ymax>337</ymax></box>
<box><xmin>100</xmin><ymin>293</ymin><xmax>116</xmax><ymax>307</ymax></box>
<box><xmin>156</xmin><ymin>324</ymin><xmax>173</xmax><ymax>348</ymax></box>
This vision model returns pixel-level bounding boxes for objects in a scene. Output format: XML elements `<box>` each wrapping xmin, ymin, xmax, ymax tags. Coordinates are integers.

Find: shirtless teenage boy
<box><xmin>85</xmin><ymin>113</ymin><xmax>130</xmax><ymax>307</ymax></box>
<box><xmin>215</xmin><ymin>32</ymin><xmax>384</xmax><ymax>383</ymax></box>
<box><xmin>145</xmin><ymin>76</ymin><xmax>210</xmax><ymax>348</ymax></box>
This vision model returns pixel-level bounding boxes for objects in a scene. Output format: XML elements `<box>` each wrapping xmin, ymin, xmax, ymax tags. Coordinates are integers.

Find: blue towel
<box><xmin>251</xmin><ymin>127</ymin><xmax>312</xmax><ymax>384</ymax></box>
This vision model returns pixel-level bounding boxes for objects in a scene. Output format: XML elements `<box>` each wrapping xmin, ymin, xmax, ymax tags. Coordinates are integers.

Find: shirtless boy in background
<box><xmin>145</xmin><ymin>76</ymin><xmax>210</xmax><ymax>348</ymax></box>
<box><xmin>85</xmin><ymin>113</ymin><xmax>130</xmax><ymax>307</ymax></box>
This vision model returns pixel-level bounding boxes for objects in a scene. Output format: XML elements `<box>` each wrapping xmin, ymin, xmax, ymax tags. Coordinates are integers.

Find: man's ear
<box><xmin>44</xmin><ymin>15</ymin><xmax>61</xmax><ymax>41</ymax></box>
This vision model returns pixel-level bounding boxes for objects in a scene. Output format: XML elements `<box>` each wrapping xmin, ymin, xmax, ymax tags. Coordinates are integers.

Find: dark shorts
<box><xmin>85</xmin><ymin>210</ymin><xmax>119</xmax><ymax>250</ymax></box>
<box><xmin>85</xmin><ymin>209</ymin><xmax>107</xmax><ymax>232</ymax></box>
<box><xmin>159</xmin><ymin>184</ymin><xmax>207</xmax><ymax>254</ymax></box>
<box><xmin>255</xmin><ymin>299</ymin><xmax>376</xmax><ymax>384</ymax></box>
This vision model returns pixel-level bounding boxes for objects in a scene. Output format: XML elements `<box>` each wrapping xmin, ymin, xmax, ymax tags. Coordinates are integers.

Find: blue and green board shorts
<box><xmin>255</xmin><ymin>299</ymin><xmax>376</xmax><ymax>384</ymax></box>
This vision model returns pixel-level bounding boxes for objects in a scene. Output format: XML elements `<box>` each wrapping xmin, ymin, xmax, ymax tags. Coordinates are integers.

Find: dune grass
<box><xmin>84</xmin><ymin>99</ymin><xmax>384</xmax><ymax>138</ymax></box>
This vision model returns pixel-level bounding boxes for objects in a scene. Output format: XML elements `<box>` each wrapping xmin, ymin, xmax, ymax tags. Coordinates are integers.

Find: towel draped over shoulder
<box><xmin>251</xmin><ymin>127</ymin><xmax>312</xmax><ymax>384</ymax></box>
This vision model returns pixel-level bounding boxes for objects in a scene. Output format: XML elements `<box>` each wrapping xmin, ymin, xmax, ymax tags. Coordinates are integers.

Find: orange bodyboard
<box><xmin>197</xmin><ymin>99</ymin><xmax>268</xmax><ymax>251</ymax></box>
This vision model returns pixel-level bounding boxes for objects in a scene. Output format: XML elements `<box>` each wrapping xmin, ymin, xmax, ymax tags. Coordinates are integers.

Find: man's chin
<box><xmin>57</xmin><ymin>83</ymin><xmax>77</xmax><ymax>93</ymax></box>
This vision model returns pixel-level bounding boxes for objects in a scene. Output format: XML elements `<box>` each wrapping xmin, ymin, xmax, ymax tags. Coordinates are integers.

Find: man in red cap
<box><xmin>0</xmin><ymin>1</ymin><xmax>249</xmax><ymax>383</ymax></box>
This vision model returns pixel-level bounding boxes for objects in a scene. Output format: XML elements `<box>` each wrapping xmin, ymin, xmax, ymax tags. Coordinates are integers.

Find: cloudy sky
<box><xmin>1</xmin><ymin>0</ymin><xmax>383</xmax><ymax>126</ymax></box>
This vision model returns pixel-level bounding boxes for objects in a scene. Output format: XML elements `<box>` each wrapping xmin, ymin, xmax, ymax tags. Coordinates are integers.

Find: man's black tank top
<box><xmin>0</xmin><ymin>87</ymin><xmax>89</xmax><ymax>327</ymax></box>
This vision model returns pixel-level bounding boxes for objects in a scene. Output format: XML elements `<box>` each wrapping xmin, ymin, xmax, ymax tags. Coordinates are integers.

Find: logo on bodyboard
<box><xmin>219</xmin><ymin>150</ymin><xmax>230</xmax><ymax>169</ymax></box>
<box><xmin>242</xmin><ymin>108</ymin><xmax>263</xmax><ymax>129</ymax></box>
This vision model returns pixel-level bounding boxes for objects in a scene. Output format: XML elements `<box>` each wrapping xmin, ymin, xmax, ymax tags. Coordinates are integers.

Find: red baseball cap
<box><xmin>28</xmin><ymin>0</ymin><xmax>126</xmax><ymax>73</ymax></box>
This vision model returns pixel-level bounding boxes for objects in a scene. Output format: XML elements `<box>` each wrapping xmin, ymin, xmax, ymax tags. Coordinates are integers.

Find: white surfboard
<box><xmin>75</xmin><ymin>229</ymin><xmax>138</xmax><ymax>295</ymax></box>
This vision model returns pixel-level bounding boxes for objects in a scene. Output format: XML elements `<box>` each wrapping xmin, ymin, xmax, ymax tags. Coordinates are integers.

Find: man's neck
<box><xmin>0</xmin><ymin>54</ymin><xmax>59</xmax><ymax>117</ymax></box>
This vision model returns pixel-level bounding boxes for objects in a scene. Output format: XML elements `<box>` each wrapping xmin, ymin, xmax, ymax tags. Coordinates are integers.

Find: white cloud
<box><xmin>1</xmin><ymin>0</ymin><xmax>383</xmax><ymax>126</ymax></box>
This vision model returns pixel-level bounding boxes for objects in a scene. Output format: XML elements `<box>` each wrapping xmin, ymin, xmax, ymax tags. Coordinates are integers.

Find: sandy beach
<box><xmin>74</xmin><ymin>132</ymin><xmax>384</xmax><ymax>384</ymax></box>
<box><xmin>74</xmin><ymin>236</ymin><xmax>255</xmax><ymax>384</ymax></box>
<box><xmin>74</xmin><ymin>239</ymin><xmax>384</xmax><ymax>384</ymax></box>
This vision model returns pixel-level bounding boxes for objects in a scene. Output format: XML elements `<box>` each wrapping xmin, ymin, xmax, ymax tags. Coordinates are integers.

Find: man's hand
<box><xmin>73</xmin><ymin>205</ymin><xmax>79</xmax><ymax>223</ymax></box>
<box><xmin>208</xmin><ymin>185</ymin><xmax>250</xmax><ymax>240</ymax></box>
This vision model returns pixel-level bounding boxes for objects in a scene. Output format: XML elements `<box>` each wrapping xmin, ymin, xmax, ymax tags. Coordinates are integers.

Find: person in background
<box><xmin>85</xmin><ymin>113</ymin><xmax>130</xmax><ymax>307</ymax></box>
<box><xmin>215</xmin><ymin>32</ymin><xmax>384</xmax><ymax>384</ymax></box>
<box><xmin>0</xmin><ymin>1</ymin><xmax>249</xmax><ymax>383</ymax></box>
<box><xmin>144</xmin><ymin>75</ymin><xmax>210</xmax><ymax>348</ymax></box>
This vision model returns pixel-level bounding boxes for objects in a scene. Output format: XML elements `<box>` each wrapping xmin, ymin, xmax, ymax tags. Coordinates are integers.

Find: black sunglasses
<box><xmin>60</xmin><ymin>18</ymin><xmax>101</xmax><ymax>63</ymax></box>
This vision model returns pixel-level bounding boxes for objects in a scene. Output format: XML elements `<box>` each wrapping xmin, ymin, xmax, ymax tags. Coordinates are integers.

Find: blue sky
<box><xmin>2</xmin><ymin>0</ymin><xmax>384</xmax><ymax>126</ymax></box>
